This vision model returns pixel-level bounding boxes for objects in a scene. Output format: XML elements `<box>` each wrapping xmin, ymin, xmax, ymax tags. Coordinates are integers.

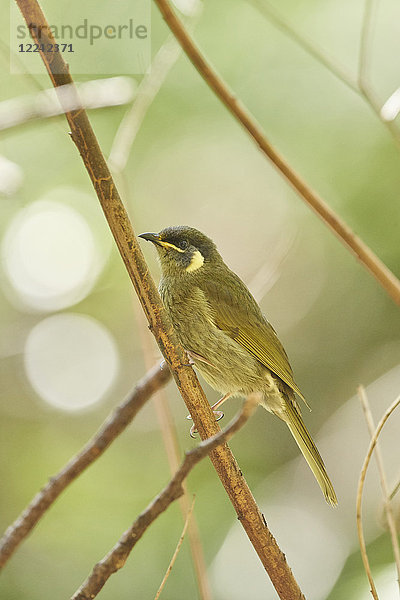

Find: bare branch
<box><xmin>0</xmin><ymin>362</ymin><xmax>171</xmax><ymax>569</ymax></box>
<box><xmin>153</xmin><ymin>0</ymin><xmax>400</xmax><ymax>306</ymax></box>
<box><xmin>71</xmin><ymin>396</ymin><xmax>259</xmax><ymax>600</ymax></box>
<box><xmin>15</xmin><ymin>3</ymin><xmax>307</xmax><ymax>598</ymax></box>
<box><xmin>356</xmin><ymin>392</ymin><xmax>400</xmax><ymax>600</ymax></box>
<box><xmin>358</xmin><ymin>386</ymin><xmax>400</xmax><ymax>591</ymax></box>
<box><xmin>154</xmin><ymin>495</ymin><xmax>196</xmax><ymax>600</ymax></box>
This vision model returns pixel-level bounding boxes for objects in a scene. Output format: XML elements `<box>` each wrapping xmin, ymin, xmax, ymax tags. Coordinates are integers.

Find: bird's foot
<box><xmin>213</xmin><ymin>410</ymin><xmax>224</xmax><ymax>421</ymax></box>
<box><xmin>183</xmin><ymin>356</ymin><xmax>195</xmax><ymax>367</ymax></box>
<box><xmin>187</xmin><ymin>410</ymin><xmax>225</xmax><ymax>438</ymax></box>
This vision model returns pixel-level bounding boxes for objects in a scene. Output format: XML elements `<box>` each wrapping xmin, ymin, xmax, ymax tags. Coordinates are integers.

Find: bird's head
<box><xmin>139</xmin><ymin>226</ymin><xmax>220</xmax><ymax>278</ymax></box>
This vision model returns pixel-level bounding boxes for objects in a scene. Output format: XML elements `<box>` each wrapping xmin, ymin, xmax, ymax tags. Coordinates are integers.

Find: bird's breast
<box><xmin>159</xmin><ymin>280</ymin><xmax>268</xmax><ymax>395</ymax></box>
<box><xmin>159</xmin><ymin>282</ymin><xmax>216</xmax><ymax>347</ymax></box>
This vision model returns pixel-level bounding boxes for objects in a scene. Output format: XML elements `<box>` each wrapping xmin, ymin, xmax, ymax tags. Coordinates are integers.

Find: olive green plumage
<box><xmin>139</xmin><ymin>225</ymin><xmax>337</xmax><ymax>506</ymax></box>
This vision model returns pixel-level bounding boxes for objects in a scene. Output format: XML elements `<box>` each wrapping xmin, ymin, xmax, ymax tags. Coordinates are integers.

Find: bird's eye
<box><xmin>178</xmin><ymin>240</ymin><xmax>188</xmax><ymax>250</ymax></box>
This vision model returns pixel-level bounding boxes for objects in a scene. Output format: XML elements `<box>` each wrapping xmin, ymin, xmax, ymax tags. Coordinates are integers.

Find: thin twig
<box><xmin>0</xmin><ymin>362</ymin><xmax>171</xmax><ymax>569</ymax></box>
<box><xmin>15</xmin><ymin>3</ymin><xmax>306</xmax><ymax>598</ymax></box>
<box><xmin>135</xmin><ymin>306</ymin><xmax>211</xmax><ymax>600</ymax></box>
<box><xmin>153</xmin><ymin>0</ymin><xmax>400</xmax><ymax>306</ymax></box>
<box><xmin>358</xmin><ymin>386</ymin><xmax>400</xmax><ymax>592</ymax></box>
<box><xmin>356</xmin><ymin>393</ymin><xmax>400</xmax><ymax>600</ymax></box>
<box><xmin>71</xmin><ymin>396</ymin><xmax>259</xmax><ymax>600</ymax></box>
<box><xmin>154</xmin><ymin>495</ymin><xmax>196</xmax><ymax>600</ymax></box>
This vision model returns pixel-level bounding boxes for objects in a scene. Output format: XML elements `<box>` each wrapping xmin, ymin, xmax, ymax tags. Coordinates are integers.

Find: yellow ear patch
<box><xmin>186</xmin><ymin>250</ymin><xmax>204</xmax><ymax>272</ymax></box>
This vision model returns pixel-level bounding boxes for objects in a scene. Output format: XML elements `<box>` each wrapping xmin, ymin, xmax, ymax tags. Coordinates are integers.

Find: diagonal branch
<box><xmin>71</xmin><ymin>396</ymin><xmax>258</xmax><ymax>600</ymax></box>
<box><xmin>14</xmin><ymin>2</ymin><xmax>306</xmax><ymax>598</ymax></box>
<box><xmin>153</xmin><ymin>0</ymin><xmax>400</xmax><ymax>306</ymax></box>
<box><xmin>0</xmin><ymin>361</ymin><xmax>171</xmax><ymax>569</ymax></box>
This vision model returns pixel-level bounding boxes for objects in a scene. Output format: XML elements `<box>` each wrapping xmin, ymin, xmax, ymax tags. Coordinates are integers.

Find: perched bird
<box><xmin>139</xmin><ymin>226</ymin><xmax>337</xmax><ymax>506</ymax></box>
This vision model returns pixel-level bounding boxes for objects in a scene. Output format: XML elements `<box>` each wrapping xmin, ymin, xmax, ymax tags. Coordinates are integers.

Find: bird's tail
<box><xmin>284</xmin><ymin>401</ymin><xmax>338</xmax><ymax>506</ymax></box>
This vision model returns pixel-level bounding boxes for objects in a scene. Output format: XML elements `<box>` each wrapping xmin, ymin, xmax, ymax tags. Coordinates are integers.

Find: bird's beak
<box><xmin>138</xmin><ymin>232</ymin><xmax>162</xmax><ymax>246</ymax></box>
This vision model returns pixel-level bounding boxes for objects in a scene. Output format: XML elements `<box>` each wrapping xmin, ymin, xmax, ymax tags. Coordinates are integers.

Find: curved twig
<box><xmin>0</xmin><ymin>362</ymin><xmax>171</xmax><ymax>569</ymax></box>
<box><xmin>358</xmin><ymin>386</ymin><xmax>400</xmax><ymax>590</ymax></box>
<box><xmin>356</xmin><ymin>393</ymin><xmax>400</xmax><ymax>600</ymax></box>
<box><xmin>153</xmin><ymin>0</ymin><xmax>400</xmax><ymax>306</ymax></box>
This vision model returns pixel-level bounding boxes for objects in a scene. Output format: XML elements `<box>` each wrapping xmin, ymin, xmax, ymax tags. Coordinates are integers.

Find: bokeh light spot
<box><xmin>24</xmin><ymin>313</ymin><xmax>119</xmax><ymax>411</ymax></box>
<box><xmin>2</xmin><ymin>199</ymin><xmax>104</xmax><ymax>311</ymax></box>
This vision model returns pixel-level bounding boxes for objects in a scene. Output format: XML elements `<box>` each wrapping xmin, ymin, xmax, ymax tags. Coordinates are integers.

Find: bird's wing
<box><xmin>202</xmin><ymin>271</ymin><xmax>306</xmax><ymax>402</ymax></box>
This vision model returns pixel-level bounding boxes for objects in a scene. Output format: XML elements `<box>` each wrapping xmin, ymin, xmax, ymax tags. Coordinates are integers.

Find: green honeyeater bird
<box><xmin>139</xmin><ymin>226</ymin><xmax>337</xmax><ymax>506</ymax></box>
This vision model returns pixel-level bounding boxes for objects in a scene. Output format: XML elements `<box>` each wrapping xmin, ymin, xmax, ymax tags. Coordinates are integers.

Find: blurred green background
<box><xmin>1</xmin><ymin>0</ymin><xmax>400</xmax><ymax>598</ymax></box>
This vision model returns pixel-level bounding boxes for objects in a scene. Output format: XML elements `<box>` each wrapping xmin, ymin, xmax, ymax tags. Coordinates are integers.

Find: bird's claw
<box><xmin>187</xmin><ymin>410</ymin><xmax>225</xmax><ymax>437</ymax></box>
<box><xmin>213</xmin><ymin>410</ymin><xmax>224</xmax><ymax>421</ymax></box>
